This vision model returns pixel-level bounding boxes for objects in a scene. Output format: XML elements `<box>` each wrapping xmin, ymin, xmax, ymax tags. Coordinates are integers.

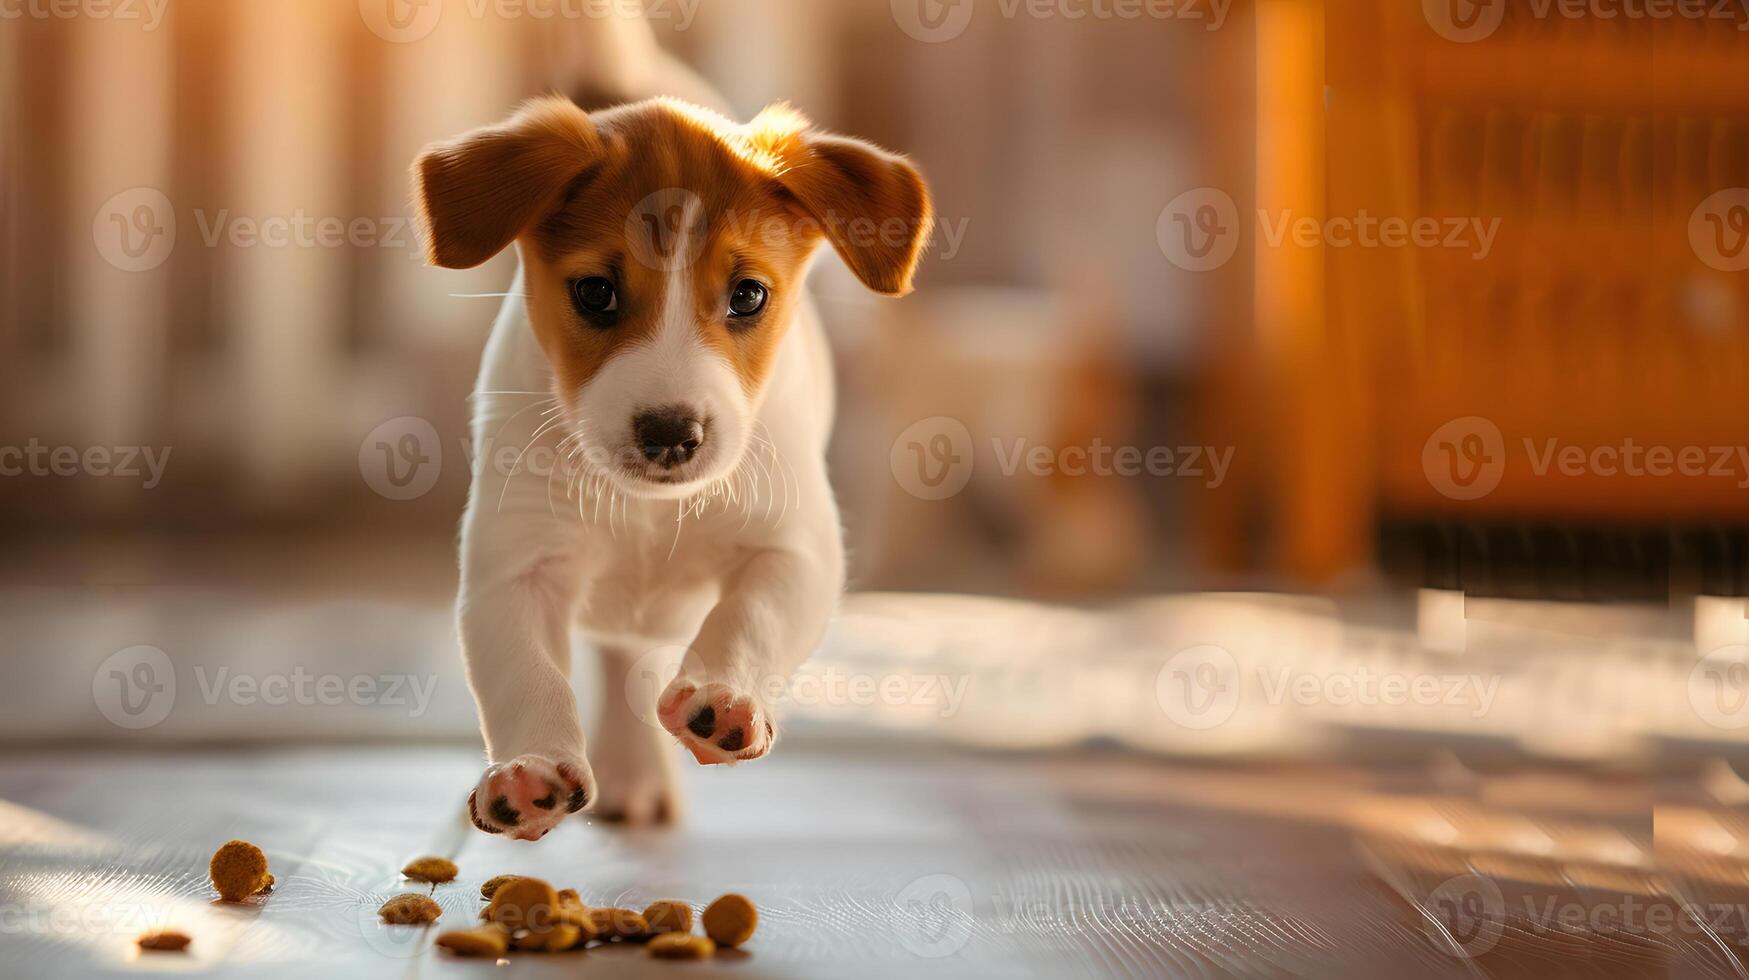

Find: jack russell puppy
<box><xmin>412</xmin><ymin>96</ymin><xmax>931</xmax><ymax>835</ymax></box>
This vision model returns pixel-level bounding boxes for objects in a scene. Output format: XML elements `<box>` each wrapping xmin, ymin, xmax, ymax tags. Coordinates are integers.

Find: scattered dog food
<box><xmin>479</xmin><ymin>874</ymin><xmax>520</xmax><ymax>900</ymax></box>
<box><xmin>136</xmin><ymin>930</ymin><xmax>192</xmax><ymax>952</ymax></box>
<box><xmin>702</xmin><ymin>893</ymin><xmax>758</xmax><ymax>947</ymax></box>
<box><xmin>435</xmin><ymin>923</ymin><xmax>511</xmax><ymax>958</ymax></box>
<box><xmin>474</xmin><ymin>878</ymin><xmax>755</xmax><ymax>957</ymax></box>
<box><xmin>589</xmin><ymin>907</ymin><xmax>649</xmax><ymax>941</ymax></box>
<box><xmin>402</xmin><ymin>856</ymin><xmax>458</xmax><ymax>884</ymax></box>
<box><xmin>648</xmin><ymin>932</ymin><xmax>716</xmax><ymax>959</ymax></box>
<box><xmin>192</xmin><ymin>845</ymin><xmax>759</xmax><ymax>963</ymax></box>
<box><xmin>378</xmin><ymin>893</ymin><xmax>443</xmax><ymax>925</ymax></box>
<box><xmin>643</xmin><ymin>899</ymin><xmax>693</xmax><ymax>935</ymax></box>
<box><xmin>208</xmin><ymin>840</ymin><xmax>272</xmax><ymax>902</ymax></box>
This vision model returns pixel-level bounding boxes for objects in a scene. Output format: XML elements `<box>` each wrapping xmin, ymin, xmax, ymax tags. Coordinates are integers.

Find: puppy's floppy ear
<box><xmin>412</xmin><ymin>95</ymin><xmax>601</xmax><ymax>269</ymax></box>
<box><xmin>757</xmin><ymin>105</ymin><xmax>933</xmax><ymax>296</ymax></box>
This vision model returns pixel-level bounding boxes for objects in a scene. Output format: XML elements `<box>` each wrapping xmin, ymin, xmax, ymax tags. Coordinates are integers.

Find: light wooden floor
<box><xmin>0</xmin><ymin>741</ymin><xmax>1697</xmax><ymax>979</ymax></box>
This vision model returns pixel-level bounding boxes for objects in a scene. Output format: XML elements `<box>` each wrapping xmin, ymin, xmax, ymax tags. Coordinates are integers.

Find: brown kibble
<box><xmin>557</xmin><ymin>911</ymin><xmax>598</xmax><ymax>940</ymax></box>
<box><xmin>648</xmin><ymin>932</ymin><xmax>716</xmax><ymax>959</ymax></box>
<box><xmin>587</xmin><ymin>906</ymin><xmax>648</xmax><ymax>940</ymax></box>
<box><xmin>137</xmin><ymin>930</ymin><xmax>192</xmax><ymax>952</ymax></box>
<box><xmin>435</xmin><ymin>923</ymin><xmax>511</xmax><ymax>957</ymax></box>
<box><xmin>402</xmin><ymin>856</ymin><xmax>458</xmax><ymax>884</ymax></box>
<box><xmin>510</xmin><ymin>922</ymin><xmax>585</xmax><ymax>952</ymax></box>
<box><xmin>702</xmin><ymin>893</ymin><xmax>757</xmax><ymax>947</ymax></box>
<box><xmin>486</xmin><ymin>876</ymin><xmax>560</xmax><ymax>931</ymax></box>
<box><xmin>554</xmin><ymin>897</ymin><xmax>597</xmax><ymax>939</ymax></box>
<box><xmin>480</xmin><ymin>874</ymin><xmax>520</xmax><ymax>900</ymax></box>
<box><xmin>378</xmin><ymin>893</ymin><xmax>443</xmax><ymax>924</ymax></box>
<box><xmin>642</xmin><ymin>899</ymin><xmax>693</xmax><ymax>935</ymax></box>
<box><xmin>209</xmin><ymin>840</ymin><xmax>271</xmax><ymax>902</ymax></box>
<box><xmin>256</xmin><ymin>873</ymin><xmax>275</xmax><ymax>894</ymax></box>
<box><xmin>556</xmin><ymin>887</ymin><xmax>581</xmax><ymax>905</ymax></box>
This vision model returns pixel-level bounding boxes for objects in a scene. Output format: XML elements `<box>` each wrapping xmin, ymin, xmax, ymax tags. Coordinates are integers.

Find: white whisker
<box><xmin>495</xmin><ymin>412</ymin><xmax>567</xmax><ymax>513</ymax></box>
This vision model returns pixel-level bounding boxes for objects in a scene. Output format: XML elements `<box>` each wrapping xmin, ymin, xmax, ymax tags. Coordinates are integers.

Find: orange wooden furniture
<box><xmin>1213</xmin><ymin>1</ymin><xmax>1749</xmax><ymax>585</ymax></box>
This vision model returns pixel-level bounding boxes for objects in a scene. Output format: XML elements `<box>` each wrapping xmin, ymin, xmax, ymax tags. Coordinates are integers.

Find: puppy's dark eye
<box><xmin>571</xmin><ymin>277</ymin><xmax>619</xmax><ymax>324</ymax></box>
<box><xmin>728</xmin><ymin>279</ymin><xmax>768</xmax><ymax>319</ymax></box>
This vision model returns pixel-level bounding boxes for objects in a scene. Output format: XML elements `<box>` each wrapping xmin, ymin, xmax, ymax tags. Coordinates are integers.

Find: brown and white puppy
<box><xmin>413</xmin><ymin>96</ymin><xmax>930</xmax><ymax>834</ymax></box>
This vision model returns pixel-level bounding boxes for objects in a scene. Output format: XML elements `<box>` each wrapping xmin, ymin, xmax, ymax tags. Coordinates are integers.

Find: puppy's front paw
<box><xmin>466</xmin><ymin>754</ymin><xmax>594</xmax><ymax>841</ymax></box>
<box><xmin>656</xmin><ymin>681</ymin><xmax>776</xmax><ymax>766</ymax></box>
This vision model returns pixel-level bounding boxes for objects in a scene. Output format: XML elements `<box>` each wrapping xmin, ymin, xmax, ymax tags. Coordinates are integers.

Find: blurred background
<box><xmin>4</xmin><ymin>1</ymin><xmax>1749</xmax><ymax>974</ymax></box>
<box><xmin>3</xmin><ymin>0</ymin><xmax>1746</xmax><ymax>740</ymax></box>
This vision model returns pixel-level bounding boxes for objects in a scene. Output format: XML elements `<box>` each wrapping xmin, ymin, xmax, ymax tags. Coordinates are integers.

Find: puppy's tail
<box><xmin>539</xmin><ymin>14</ymin><xmax>729</xmax><ymax>114</ymax></box>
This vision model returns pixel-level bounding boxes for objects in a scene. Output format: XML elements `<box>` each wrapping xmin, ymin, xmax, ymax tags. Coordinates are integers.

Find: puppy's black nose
<box><xmin>634</xmin><ymin>409</ymin><xmax>705</xmax><ymax>468</ymax></box>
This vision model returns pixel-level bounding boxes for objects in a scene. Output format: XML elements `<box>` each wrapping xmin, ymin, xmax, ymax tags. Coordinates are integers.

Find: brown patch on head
<box><xmin>412</xmin><ymin>97</ymin><xmax>933</xmax><ymax>398</ymax></box>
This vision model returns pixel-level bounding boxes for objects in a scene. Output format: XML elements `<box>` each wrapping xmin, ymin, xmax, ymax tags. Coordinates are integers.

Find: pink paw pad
<box><xmin>658</xmin><ymin>682</ymin><xmax>777</xmax><ymax>765</ymax></box>
<box><xmin>466</xmin><ymin>755</ymin><xmax>592</xmax><ymax>840</ymax></box>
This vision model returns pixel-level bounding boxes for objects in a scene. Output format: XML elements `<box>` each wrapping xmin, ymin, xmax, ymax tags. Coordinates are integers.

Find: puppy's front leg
<box><xmin>658</xmin><ymin>519</ymin><xmax>844</xmax><ymax>765</ymax></box>
<box><xmin>458</xmin><ymin>546</ymin><xmax>595</xmax><ymax>839</ymax></box>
